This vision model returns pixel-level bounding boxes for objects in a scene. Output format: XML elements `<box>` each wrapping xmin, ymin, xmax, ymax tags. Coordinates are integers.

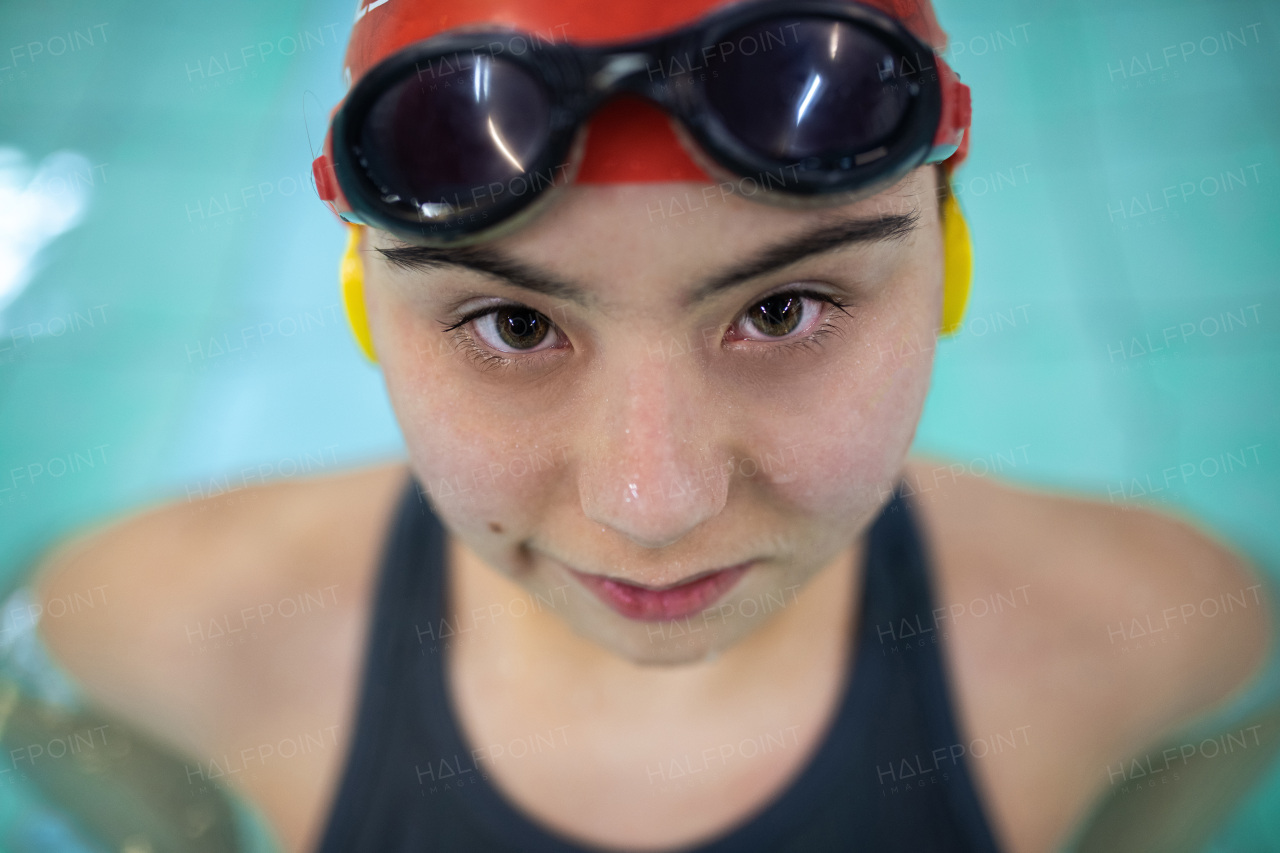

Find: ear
<box><xmin>340</xmin><ymin>224</ymin><xmax>378</xmax><ymax>363</ymax></box>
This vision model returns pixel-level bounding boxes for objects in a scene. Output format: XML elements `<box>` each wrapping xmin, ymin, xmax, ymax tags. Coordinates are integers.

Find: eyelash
<box><xmin>437</xmin><ymin>288</ymin><xmax>854</xmax><ymax>372</ymax></box>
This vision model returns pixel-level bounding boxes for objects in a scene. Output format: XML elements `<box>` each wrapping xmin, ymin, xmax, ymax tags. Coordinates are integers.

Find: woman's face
<box><xmin>362</xmin><ymin>166</ymin><xmax>944</xmax><ymax>664</ymax></box>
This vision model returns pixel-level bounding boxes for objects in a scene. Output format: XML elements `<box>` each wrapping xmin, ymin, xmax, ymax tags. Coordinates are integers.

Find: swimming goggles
<box><xmin>312</xmin><ymin>0</ymin><xmax>971</xmax><ymax>247</ymax></box>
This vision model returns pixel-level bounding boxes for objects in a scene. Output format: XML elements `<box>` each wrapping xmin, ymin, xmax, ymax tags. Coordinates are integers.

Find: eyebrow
<box><xmin>375</xmin><ymin>209</ymin><xmax>919</xmax><ymax>310</ymax></box>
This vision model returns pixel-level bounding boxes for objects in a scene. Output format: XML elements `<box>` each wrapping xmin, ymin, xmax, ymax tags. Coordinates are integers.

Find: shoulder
<box><xmin>901</xmin><ymin>457</ymin><xmax>1273</xmax><ymax>850</ymax></box>
<box><xmin>29</xmin><ymin>463</ymin><xmax>409</xmax><ymax>752</ymax></box>
<box><xmin>903</xmin><ymin>456</ymin><xmax>1271</xmax><ymax>722</ymax></box>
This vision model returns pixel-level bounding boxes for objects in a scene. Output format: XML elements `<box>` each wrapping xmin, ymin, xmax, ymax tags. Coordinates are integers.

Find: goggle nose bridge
<box><xmin>585</xmin><ymin>52</ymin><xmax>660</xmax><ymax>94</ymax></box>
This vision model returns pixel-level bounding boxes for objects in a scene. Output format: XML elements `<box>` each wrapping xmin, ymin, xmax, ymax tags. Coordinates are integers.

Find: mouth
<box><xmin>565</xmin><ymin>562</ymin><xmax>753</xmax><ymax>622</ymax></box>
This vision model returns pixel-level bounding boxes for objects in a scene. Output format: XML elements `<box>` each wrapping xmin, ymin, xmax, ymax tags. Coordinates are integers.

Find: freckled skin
<box><xmin>362</xmin><ymin>167</ymin><xmax>944</xmax><ymax>665</ymax></box>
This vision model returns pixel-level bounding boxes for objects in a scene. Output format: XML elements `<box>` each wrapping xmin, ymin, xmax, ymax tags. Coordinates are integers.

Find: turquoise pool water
<box><xmin>0</xmin><ymin>0</ymin><xmax>1277</xmax><ymax>849</ymax></box>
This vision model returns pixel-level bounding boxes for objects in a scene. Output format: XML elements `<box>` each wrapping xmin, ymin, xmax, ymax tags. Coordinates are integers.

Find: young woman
<box><xmin>27</xmin><ymin>0</ymin><xmax>1277</xmax><ymax>851</ymax></box>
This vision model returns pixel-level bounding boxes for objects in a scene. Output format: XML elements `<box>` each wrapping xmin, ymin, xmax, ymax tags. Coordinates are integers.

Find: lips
<box><xmin>566</xmin><ymin>562</ymin><xmax>752</xmax><ymax>622</ymax></box>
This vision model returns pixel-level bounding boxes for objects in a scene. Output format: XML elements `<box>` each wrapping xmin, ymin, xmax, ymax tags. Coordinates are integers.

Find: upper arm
<box><xmin>1066</xmin><ymin>505</ymin><xmax>1277</xmax><ymax>852</ymax></box>
<box><xmin>30</xmin><ymin>500</ymin><xmax>244</xmax><ymax>750</ymax></box>
<box><xmin>1109</xmin><ymin>506</ymin><xmax>1272</xmax><ymax>726</ymax></box>
<box><xmin>29</xmin><ymin>466</ymin><xmax>404</xmax><ymax>757</ymax></box>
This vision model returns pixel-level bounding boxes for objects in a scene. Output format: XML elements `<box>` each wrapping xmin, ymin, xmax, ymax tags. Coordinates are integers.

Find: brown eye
<box><xmin>745</xmin><ymin>293</ymin><xmax>805</xmax><ymax>338</ymax></box>
<box><xmin>495</xmin><ymin>306</ymin><xmax>549</xmax><ymax>348</ymax></box>
<box><xmin>730</xmin><ymin>288</ymin><xmax>847</xmax><ymax>345</ymax></box>
<box><xmin>472</xmin><ymin>305</ymin><xmax>558</xmax><ymax>353</ymax></box>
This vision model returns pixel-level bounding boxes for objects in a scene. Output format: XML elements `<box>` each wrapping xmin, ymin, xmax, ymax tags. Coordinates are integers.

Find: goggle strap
<box><xmin>930</xmin><ymin>59</ymin><xmax>970</xmax><ymax>164</ymax></box>
<box><xmin>314</xmin><ymin>137</ymin><xmax>365</xmax><ymax>223</ymax></box>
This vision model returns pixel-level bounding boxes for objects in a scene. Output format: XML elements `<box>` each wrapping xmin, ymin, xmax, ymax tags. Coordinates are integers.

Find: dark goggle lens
<box><xmin>359</xmin><ymin>53</ymin><xmax>552</xmax><ymax>220</ymax></box>
<box><xmin>702</xmin><ymin>18</ymin><xmax>916</xmax><ymax>165</ymax></box>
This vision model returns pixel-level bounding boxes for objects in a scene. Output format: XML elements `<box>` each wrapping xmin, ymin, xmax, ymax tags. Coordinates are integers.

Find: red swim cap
<box><xmin>329</xmin><ymin>0</ymin><xmax>967</xmax><ymax>187</ymax></box>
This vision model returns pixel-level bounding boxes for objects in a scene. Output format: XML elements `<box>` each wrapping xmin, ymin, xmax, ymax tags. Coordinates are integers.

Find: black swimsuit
<box><xmin>316</xmin><ymin>480</ymin><xmax>1003</xmax><ymax>852</ymax></box>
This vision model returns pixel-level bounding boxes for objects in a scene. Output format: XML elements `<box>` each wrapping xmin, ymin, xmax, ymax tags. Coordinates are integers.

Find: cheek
<box><xmin>748</xmin><ymin>356</ymin><xmax>932</xmax><ymax>527</ymax></box>
<box><xmin>371</xmin><ymin>287</ymin><xmax>558</xmax><ymax>536</ymax></box>
<box><xmin>746</xmin><ymin>269</ymin><xmax>939</xmax><ymax>521</ymax></box>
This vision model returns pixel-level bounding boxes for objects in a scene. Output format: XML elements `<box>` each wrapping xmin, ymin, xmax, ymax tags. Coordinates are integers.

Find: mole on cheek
<box><xmin>488</xmin><ymin>522</ymin><xmax>503</xmax><ymax>534</ymax></box>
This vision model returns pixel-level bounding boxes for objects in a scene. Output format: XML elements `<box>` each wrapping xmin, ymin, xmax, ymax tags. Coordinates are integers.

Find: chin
<box><xmin>568</xmin><ymin>612</ymin><xmax>745</xmax><ymax>667</ymax></box>
<box><xmin>624</xmin><ymin>639</ymin><xmax>724</xmax><ymax>667</ymax></box>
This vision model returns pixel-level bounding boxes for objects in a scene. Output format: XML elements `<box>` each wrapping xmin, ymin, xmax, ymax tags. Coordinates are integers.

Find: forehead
<box><xmin>521</xmin><ymin>165</ymin><xmax>936</xmax><ymax>236</ymax></box>
<box><xmin>344</xmin><ymin>0</ymin><xmax>947</xmax><ymax>84</ymax></box>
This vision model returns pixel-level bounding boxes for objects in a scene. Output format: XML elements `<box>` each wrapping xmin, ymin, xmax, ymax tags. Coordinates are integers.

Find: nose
<box><xmin>578</xmin><ymin>359</ymin><xmax>730</xmax><ymax>550</ymax></box>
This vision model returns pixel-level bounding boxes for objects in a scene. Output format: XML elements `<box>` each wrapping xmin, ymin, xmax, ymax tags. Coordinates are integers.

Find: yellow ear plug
<box><xmin>938</xmin><ymin>189</ymin><xmax>973</xmax><ymax>337</ymax></box>
<box><xmin>341</xmin><ymin>224</ymin><xmax>378</xmax><ymax>363</ymax></box>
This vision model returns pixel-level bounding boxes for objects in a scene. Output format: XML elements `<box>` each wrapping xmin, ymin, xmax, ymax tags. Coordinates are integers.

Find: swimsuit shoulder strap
<box><xmin>860</xmin><ymin>485</ymin><xmax>1004</xmax><ymax>853</ymax></box>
